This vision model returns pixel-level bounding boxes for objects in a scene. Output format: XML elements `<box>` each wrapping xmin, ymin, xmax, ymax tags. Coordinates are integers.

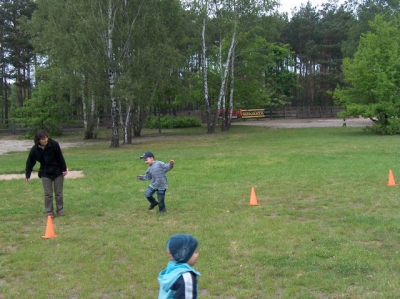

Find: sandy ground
<box><xmin>0</xmin><ymin>171</ymin><xmax>84</xmax><ymax>180</ymax></box>
<box><xmin>0</xmin><ymin>117</ymin><xmax>373</xmax><ymax>180</ymax></box>
<box><xmin>0</xmin><ymin>138</ymin><xmax>87</xmax><ymax>180</ymax></box>
<box><xmin>0</xmin><ymin>138</ymin><xmax>86</xmax><ymax>155</ymax></box>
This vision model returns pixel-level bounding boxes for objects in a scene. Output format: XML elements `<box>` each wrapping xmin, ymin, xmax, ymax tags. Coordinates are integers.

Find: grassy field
<box><xmin>0</xmin><ymin>125</ymin><xmax>399</xmax><ymax>299</ymax></box>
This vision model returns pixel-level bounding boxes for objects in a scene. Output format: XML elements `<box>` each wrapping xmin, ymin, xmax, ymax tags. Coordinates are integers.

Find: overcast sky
<box><xmin>278</xmin><ymin>0</ymin><xmax>345</xmax><ymax>16</ymax></box>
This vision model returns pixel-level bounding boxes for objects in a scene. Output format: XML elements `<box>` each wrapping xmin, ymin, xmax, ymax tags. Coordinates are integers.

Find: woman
<box><xmin>25</xmin><ymin>130</ymin><xmax>68</xmax><ymax>217</ymax></box>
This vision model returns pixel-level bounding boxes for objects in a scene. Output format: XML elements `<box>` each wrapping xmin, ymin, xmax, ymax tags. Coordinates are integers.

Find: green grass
<box><xmin>1</xmin><ymin>125</ymin><xmax>400</xmax><ymax>298</ymax></box>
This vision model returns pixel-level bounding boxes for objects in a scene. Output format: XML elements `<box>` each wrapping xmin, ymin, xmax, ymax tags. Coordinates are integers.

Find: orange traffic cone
<box><xmin>249</xmin><ymin>187</ymin><xmax>259</xmax><ymax>206</ymax></box>
<box><xmin>387</xmin><ymin>170</ymin><xmax>397</xmax><ymax>187</ymax></box>
<box><xmin>42</xmin><ymin>215</ymin><xmax>57</xmax><ymax>239</ymax></box>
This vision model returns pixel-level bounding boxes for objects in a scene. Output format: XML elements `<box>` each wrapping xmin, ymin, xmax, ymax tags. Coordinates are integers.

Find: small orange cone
<box><xmin>387</xmin><ymin>170</ymin><xmax>397</xmax><ymax>187</ymax></box>
<box><xmin>249</xmin><ymin>187</ymin><xmax>259</xmax><ymax>206</ymax></box>
<box><xmin>42</xmin><ymin>215</ymin><xmax>57</xmax><ymax>239</ymax></box>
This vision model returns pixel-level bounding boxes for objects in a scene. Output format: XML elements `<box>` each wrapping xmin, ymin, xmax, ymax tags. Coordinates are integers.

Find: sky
<box><xmin>278</xmin><ymin>0</ymin><xmax>345</xmax><ymax>16</ymax></box>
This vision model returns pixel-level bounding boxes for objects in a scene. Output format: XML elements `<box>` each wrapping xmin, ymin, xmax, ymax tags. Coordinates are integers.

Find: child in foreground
<box><xmin>158</xmin><ymin>234</ymin><xmax>201</xmax><ymax>299</ymax></box>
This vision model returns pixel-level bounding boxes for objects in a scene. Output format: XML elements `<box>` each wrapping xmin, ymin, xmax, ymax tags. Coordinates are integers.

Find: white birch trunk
<box><xmin>201</xmin><ymin>18</ymin><xmax>211</xmax><ymax>133</ymax></box>
<box><xmin>90</xmin><ymin>95</ymin><xmax>97</xmax><ymax>138</ymax></box>
<box><xmin>227</xmin><ymin>46</ymin><xmax>235</xmax><ymax>129</ymax></box>
<box><xmin>218</xmin><ymin>31</ymin><xmax>236</xmax><ymax>108</ymax></box>
<box><xmin>123</xmin><ymin>102</ymin><xmax>131</xmax><ymax>144</ymax></box>
<box><xmin>214</xmin><ymin>30</ymin><xmax>236</xmax><ymax>130</ymax></box>
<box><xmin>119</xmin><ymin>101</ymin><xmax>123</xmax><ymax>128</ymax></box>
<box><xmin>90</xmin><ymin>97</ymin><xmax>95</xmax><ymax>121</ymax></box>
<box><xmin>82</xmin><ymin>92</ymin><xmax>98</xmax><ymax>138</ymax></box>
<box><xmin>108</xmin><ymin>0</ymin><xmax>119</xmax><ymax>148</ymax></box>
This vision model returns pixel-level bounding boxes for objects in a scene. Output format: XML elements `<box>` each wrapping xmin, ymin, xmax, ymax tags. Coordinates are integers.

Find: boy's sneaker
<box><xmin>57</xmin><ymin>211</ymin><xmax>65</xmax><ymax>216</ymax></box>
<box><xmin>148</xmin><ymin>202</ymin><xmax>158</xmax><ymax>210</ymax></box>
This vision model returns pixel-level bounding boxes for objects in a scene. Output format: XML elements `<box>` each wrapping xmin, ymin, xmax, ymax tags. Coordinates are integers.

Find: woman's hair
<box><xmin>34</xmin><ymin>130</ymin><xmax>48</xmax><ymax>145</ymax></box>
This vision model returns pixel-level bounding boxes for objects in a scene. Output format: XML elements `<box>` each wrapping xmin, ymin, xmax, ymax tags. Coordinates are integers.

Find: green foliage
<box><xmin>11</xmin><ymin>82</ymin><xmax>71</xmax><ymax>136</ymax></box>
<box><xmin>364</xmin><ymin>117</ymin><xmax>400</xmax><ymax>135</ymax></box>
<box><xmin>144</xmin><ymin>115</ymin><xmax>201</xmax><ymax>129</ymax></box>
<box><xmin>334</xmin><ymin>15</ymin><xmax>400</xmax><ymax>134</ymax></box>
<box><xmin>0</xmin><ymin>0</ymin><xmax>37</xmax><ymax>107</ymax></box>
<box><xmin>234</xmin><ymin>36</ymin><xmax>296</xmax><ymax>108</ymax></box>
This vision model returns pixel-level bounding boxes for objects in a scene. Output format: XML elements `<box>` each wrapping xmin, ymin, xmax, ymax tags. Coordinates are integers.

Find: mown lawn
<box><xmin>0</xmin><ymin>125</ymin><xmax>399</xmax><ymax>298</ymax></box>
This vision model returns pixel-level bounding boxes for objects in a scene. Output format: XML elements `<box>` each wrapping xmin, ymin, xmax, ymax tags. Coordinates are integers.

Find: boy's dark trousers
<box><xmin>145</xmin><ymin>186</ymin><xmax>166</xmax><ymax>212</ymax></box>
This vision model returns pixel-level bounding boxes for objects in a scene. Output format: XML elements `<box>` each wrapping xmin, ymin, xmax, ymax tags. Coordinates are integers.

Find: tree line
<box><xmin>1</xmin><ymin>0</ymin><xmax>399</xmax><ymax>145</ymax></box>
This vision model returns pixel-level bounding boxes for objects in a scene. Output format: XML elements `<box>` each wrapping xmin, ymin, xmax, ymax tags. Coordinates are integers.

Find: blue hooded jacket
<box><xmin>158</xmin><ymin>261</ymin><xmax>201</xmax><ymax>299</ymax></box>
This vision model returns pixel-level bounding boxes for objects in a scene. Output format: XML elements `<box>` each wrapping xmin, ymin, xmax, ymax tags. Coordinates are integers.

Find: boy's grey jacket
<box><xmin>138</xmin><ymin>160</ymin><xmax>173</xmax><ymax>189</ymax></box>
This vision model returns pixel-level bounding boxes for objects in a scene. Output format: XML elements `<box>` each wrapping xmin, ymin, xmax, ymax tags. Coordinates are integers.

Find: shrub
<box><xmin>10</xmin><ymin>83</ymin><xmax>71</xmax><ymax>137</ymax></box>
<box><xmin>364</xmin><ymin>118</ymin><xmax>400</xmax><ymax>135</ymax></box>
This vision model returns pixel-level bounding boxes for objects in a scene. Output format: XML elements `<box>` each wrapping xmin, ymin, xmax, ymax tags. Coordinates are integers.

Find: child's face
<box><xmin>144</xmin><ymin>157</ymin><xmax>154</xmax><ymax>166</ymax></box>
<box><xmin>186</xmin><ymin>247</ymin><xmax>199</xmax><ymax>266</ymax></box>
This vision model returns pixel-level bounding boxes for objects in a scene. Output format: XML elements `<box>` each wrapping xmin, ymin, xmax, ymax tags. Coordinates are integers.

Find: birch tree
<box><xmin>98</xmin><ymin>0</ymin><xmax>145</xmax><ymax>147</ymax></box>
<box><xmin>116</xmin><ymin>0</ymin><xmax>189</xmax><ymax>140</ymax></box>
<box><xmin>31</xmin><ymin>0</ymin><xmax>147</xmax><ymax>145</ymax></box>
<box><xmin>186</xmin><ymin>0</ymin><xmax>277</xmax><ymax>133</ymax></box>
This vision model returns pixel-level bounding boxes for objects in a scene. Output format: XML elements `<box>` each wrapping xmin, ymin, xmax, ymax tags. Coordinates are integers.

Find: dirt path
<box><xmin>0</xmin><ymin>171</ymin><xmax>84</xmax><ymax>180</ymax></box>
<box><xmin>0</xmin><ymin>138</ymin><xmax>87</xmax><ymax>155</ymax></box>
<box><xmin>0</xmin><ymin>118</ymin><xmax>373</xmax><ymax>180</ymax></box>
<box><xmin>0</xmin><ymin>118</ymin><xmax>372</xmax><ymax>156</ymax></box>
<box><xmin>0</xmin><ymin>138</ymin><xmax>87</xmax><ymax>180</ymax></box>
<box><xmin>232</xmin><ymin>117</ymin><xmax>373</xmax><ymax>128</ymax></box>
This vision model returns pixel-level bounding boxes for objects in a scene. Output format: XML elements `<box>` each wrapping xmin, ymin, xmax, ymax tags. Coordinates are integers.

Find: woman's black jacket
<box><xmin>25</xmin><ymin>138</ymin><xmax>67</xmax><ymax>179</ymax></box>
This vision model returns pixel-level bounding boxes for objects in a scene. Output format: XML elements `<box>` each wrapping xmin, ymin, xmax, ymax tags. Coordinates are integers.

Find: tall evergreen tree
<box><xmin>0</xmin><ymin>0</ymin><xmax>36</xmax><ymax>125</ymax></box>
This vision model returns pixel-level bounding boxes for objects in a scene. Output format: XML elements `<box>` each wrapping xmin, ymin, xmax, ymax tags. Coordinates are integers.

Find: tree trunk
<box><xmin>201</xmin><ymin>18</ymin><xmax>212</xmax><ymax>134</ymax></box>
<box><xmin>157</xmin><ymin>108</ymin><xmax>162</xmax><ymax>134</ymax></box>
<box><xmin>219</xmin><ymin>36</ymin><xmax>227</xmax><ymax>131</ymax></box>
<box><xmin>82</xmin><ymin>76</ymin><xmax>97</xmax><ymax>140</ymax></box>
<box><xmin>108</xmin><ymin>0</ymin><xmax>119</xmax><ymax>148</ymax></box>
<box><xmin>225</xmin><ymin>46</ymin><xmax>235</xmax><ymax>132</ymax></box>
<box><xmin>121</xmin><ymin>100</ymin><xmax>132</xmax><ymax>144</ymax></box>
<box><xmin>2</xmin><ymin>62</ymin><xmax>9</xmax><ymax>126</ymax></box>
<box><xmin>132</xmin><ymin>104</ymin><xmax>143</xmax><ymax>137</ymax></box>
<box><xmin>215</xmin><ymin>30</ymin><xmax>236</xmax><ymax>132</ymax></box>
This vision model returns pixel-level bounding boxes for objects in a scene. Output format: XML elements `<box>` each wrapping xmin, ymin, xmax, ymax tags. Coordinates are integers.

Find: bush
<box><xmin>364</xmin><ymin>118</ymin><xmax>400</xmax><ymax>135</ymax></box>
<box><xmin>144</xmin><ymin>115</ymin><xmax>201</xmax><ymax>129</ymax></box>
<box><xmin>10</xmin><ymin>83</ymin><xmax>71</xmax><ymax>137</ymax></box>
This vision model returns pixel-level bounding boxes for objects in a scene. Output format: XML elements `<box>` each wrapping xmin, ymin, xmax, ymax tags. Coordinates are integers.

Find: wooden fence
<box><xmin>263</xmin><ymin>106</ymin><xmax>344</xmax><ymax>119</ymax></box>
<box><xmin>199</xmin><ymin>106</ymin><xmax>344</xmax><ymax>122</ymax></box>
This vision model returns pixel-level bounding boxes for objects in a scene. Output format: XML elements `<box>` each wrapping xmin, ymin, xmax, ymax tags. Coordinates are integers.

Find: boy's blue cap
<box><xmin>167</xmin><ymin>234</ymin><xmax>198</xmax><ymax>263</ymax></box>
<box><xmin>140</xmin><ymin>151</ymin><xmax>154</xmax><ymax>159</ymax></box>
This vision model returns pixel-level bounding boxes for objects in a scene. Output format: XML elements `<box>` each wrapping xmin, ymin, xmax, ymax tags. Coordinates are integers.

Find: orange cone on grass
<box><xmin>42</xmin><ymin>215</ymin><xmax>57</xmax><ymax>239</ymax></box>
<box><xmin>387</xmin><ymin>169</ymin><xmax>397</xmax><ymax>187</ymax></box>
<box><xmin>249</xmin><ymin>187</ymin><xmax>259</xmax><ymax>206</ymax></box>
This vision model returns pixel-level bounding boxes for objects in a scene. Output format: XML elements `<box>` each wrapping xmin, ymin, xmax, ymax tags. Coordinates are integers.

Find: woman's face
<box><xmin>39</xmin><ymin>136</ymin><xmax>48</xmax><ymax>147</ymax></box>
